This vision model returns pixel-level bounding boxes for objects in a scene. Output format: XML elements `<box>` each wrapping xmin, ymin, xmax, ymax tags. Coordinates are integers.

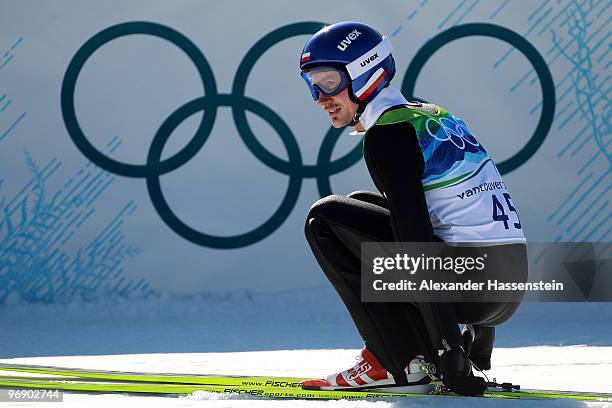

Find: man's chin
<box><xmin>331</xmin><ymin>119</ymin><xmax>349</xmax><ymax>128</ymax></box>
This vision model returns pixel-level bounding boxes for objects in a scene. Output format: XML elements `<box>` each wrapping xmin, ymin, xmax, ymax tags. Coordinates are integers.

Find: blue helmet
<box><xmin>300</xmin><ymin>21</ymin><xmax>396</xmax><ymax>105</ymax></box>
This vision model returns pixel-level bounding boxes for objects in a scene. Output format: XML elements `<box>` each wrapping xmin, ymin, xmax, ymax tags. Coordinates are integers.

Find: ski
<box><xmin>0</xmin><ymin>363</ymin><xmax>610</xmax><ymax>401</ymax></box>
<box><xmin>0</xmin><ymin>376</ymin><xmax>445</xmax><ymax>400</ymax></box>
<box><xmin>0</xmin><ymin>362</ymin><xmax>306</xmax><ymax>387</ymax></box>
<box><xmin>1</xmin><ymin>375</ymin><xmax>611</xmax><ymax>401</ymax></box>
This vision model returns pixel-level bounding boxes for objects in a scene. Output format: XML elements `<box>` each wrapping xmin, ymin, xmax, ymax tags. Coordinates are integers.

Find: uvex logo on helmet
<box><xmin>336</xmin><ymin>29</ymin><xmax>361</xmax><ymax>51</ymax></box>
<box><xmin>360</xmin><ymin>52</ymin><xmax>379</xmax><ymax>67</ymax></box>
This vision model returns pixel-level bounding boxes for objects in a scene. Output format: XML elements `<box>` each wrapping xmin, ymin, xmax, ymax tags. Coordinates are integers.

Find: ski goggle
<box><xmin>300</xmin><ymin>67</ymin><xmax>349</xmax><ymax>101</ymax></box>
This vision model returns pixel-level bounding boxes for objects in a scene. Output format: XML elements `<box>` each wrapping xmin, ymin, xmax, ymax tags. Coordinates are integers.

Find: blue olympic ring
<box><xmin>61</xmin><ymin>21</ymin><xmax>555</xmax><ymax>249</ymax></box>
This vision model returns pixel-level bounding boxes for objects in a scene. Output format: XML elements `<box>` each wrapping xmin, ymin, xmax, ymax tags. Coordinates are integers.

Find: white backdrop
<box><xmin>0</xmin><ymin>0</ymin><xmax>609</xmax><ymax>301</ymax></box>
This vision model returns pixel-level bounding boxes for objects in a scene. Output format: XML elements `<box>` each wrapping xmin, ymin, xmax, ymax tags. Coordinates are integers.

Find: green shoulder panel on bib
<box><xmin>375</xmin><ymin>107</ymin><xmax>420</xmax><ymax>125</ymax></box>
<box><xmin>375</xmin><ymin>103</ymin><xmax>448</xmax><ymax>134</ymax></box>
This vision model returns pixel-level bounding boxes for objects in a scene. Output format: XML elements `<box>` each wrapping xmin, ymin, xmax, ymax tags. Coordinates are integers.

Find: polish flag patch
<box><xmin>301</xmin><ymin>52</ymin><xmax>311</xmax><ymax>63</ymax></box>
<box><xmin>355</xmin><ymin>68</ymin><xmax>387</xmax><ymax>100</ymax></box>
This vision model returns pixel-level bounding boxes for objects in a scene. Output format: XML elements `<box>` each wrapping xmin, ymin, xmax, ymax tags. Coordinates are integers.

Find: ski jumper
<box><xmin>305</xmin><ymin>87</ymin><xmax>527</xmax><ymax>381</ymax></box>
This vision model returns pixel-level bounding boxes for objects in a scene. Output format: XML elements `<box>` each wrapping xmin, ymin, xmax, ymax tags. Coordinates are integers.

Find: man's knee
<box><xmin>306</xmin><ymin>194</ymin><xmax>345</xmax><ymax>222</ymax></box>
<box><xmin>347</xmin><ymin>190</ymin><xmax>372</xmax><ymax>200</ymax></box>
<box><xmin>347</xmin><ymin>190</ymin><xmax>387</xmax><ymax>208</ymax></box>
<box><xmin>304</xmin><ymin>195</ymin><xmax>345</xmax><ymax>236</ymax></box>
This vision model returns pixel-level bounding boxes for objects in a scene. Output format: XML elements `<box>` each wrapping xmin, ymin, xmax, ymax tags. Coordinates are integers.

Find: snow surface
<box><xmin>1</xmin><ymin>287</ymin><xmax>611</xmax><ymax>407</ymax></box>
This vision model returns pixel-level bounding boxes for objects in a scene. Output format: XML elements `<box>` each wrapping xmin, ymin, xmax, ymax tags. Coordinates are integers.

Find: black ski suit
<box><xmin>304</xmin><ymin>105</ymin><xmax>526</xmax><ymax>384</ymax></box>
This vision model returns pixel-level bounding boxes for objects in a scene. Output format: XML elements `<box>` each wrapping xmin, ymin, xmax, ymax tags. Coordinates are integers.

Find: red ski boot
<box><xmin>302</xmin><ymin>347</ymin><xmax>434</xmax><ymax>393</ymax></box>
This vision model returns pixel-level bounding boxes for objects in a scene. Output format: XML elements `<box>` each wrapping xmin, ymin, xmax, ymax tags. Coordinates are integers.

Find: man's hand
<box><xmin>438</xmin><ymin>347</ymin><xmax>486</xmax><ymax>396</ymax></box>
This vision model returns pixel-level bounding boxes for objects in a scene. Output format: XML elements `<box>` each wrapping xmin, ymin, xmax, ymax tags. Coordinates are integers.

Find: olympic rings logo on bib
<box><xmin>425</xmin><ymin>115</ymin><xmax>481</xmax><ymax>150</ymax></box>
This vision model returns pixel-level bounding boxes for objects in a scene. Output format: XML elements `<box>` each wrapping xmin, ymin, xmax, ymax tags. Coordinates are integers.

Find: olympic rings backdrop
<box><xmin>0</xmin><ymin>0</ymin><xmax>609</xmax><ymax>302</ymax></box>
